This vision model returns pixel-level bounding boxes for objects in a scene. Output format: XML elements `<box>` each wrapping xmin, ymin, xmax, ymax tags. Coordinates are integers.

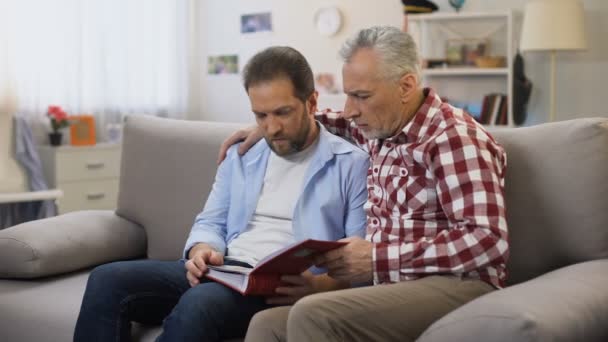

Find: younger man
<box><xmin>73</xmin><ymin>46</ymin><xmax>369</xmax><ymax>342</ymax></box>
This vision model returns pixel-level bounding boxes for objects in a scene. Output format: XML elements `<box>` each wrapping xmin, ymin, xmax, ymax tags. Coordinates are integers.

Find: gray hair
<box><xmin>339</xmin><ymin>26</ymin><xmax>421</xmax><ymax>81</ymax></box>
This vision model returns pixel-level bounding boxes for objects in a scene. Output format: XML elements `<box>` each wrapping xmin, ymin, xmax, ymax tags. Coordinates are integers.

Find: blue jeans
<box><xmin>73</xmin><ymin>260</ymin><xmax>271</xmax><ymax>342</ymax></box>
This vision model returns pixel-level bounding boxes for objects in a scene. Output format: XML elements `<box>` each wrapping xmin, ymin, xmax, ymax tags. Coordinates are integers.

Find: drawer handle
<box><xmin>86</xmin><ymin>162</ymin><xmax>105</xmax><ymax>169</ymax></box>
<box><xmin>86</xmin><ymin>193</ymin><xmax>106</xmax><ymax>200</ymax></box>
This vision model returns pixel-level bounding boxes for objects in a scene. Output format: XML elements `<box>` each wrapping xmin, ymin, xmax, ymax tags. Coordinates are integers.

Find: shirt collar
<box><xmin>386</xmin><ymin>87</ymin><xmax>443</xmax><ymax>145</ymax></box>
<box><xmin>244</xmin><ymin>121</ymin><xmax>356</xmax><ymax>163</ymax></box>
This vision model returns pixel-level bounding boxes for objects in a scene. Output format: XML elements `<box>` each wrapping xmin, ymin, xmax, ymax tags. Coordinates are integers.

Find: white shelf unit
<box><xmin>422</xmin><ymin>67</ymin><xmax>509</xmax><ymax>76</ymax></box>
<box><xmin>409</xmin><ymin>11</ymin><xmax>514</xmax><ymax>126</ymax></box>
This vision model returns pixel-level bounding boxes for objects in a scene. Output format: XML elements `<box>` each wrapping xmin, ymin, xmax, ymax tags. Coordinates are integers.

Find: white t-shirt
<box><xmin>226</xmin><ymin>137</ymin><xmax>319</xmax><ymax>266</ymax></box>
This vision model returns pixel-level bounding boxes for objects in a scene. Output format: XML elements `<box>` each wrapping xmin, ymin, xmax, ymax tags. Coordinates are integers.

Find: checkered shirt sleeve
<box><xmin>315</xmin><ymin>109</ymin><xmax>369</xmax><ymax>152</ymax></box>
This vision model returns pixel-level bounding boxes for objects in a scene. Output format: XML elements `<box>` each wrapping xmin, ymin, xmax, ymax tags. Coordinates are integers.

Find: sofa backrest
<box><xmin>116</xmin><ymin>115</ymin><xmax>245</xmax><ymax>260</ymax></box>
<box><xmin>116</xmin><ymin>115</ymin><xmax>608</xmax><ymax>286</ymax></box>
<box><xmin>488</xmin><ymin>118</ymin><xmax>608</xmax><ymax>285</ymax></box>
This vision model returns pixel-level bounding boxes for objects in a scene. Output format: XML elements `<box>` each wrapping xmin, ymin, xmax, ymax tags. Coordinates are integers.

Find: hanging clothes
<box><xmin>0</xmin><ymin>117</ymin><xmax>57</xmax><ymax>229</ymax></box>
<box><xmin>513</xmin><ymin>51</ymin><xmax>533</xmax><ymax>125</ymax></box>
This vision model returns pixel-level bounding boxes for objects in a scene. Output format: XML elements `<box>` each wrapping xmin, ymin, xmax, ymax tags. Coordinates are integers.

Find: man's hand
<box><xmin>314</xmin><ymin>236</ymin><xmax>374</xmax><ymax>284</ymax></box>
<box><xmin>266</xmin><ymin>271</ymin><xmax>316</xmax><ymax>305</ymax></box>
<box><xmin>185</xmin><ymin>243</ymin><xmax>224</xmax><ymax>287</ymax></box>
<box><xmin>217</xmin><ymin>125</ymin><xmax>264</xmax><ymax>164</ymax></box>
<box><xmin>266</xmin><ymin>271</ymin><xmax>349</xmax><ymax>305</ymax></box>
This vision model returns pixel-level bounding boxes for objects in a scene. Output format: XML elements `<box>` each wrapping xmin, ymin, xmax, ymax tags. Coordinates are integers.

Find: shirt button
<box><xmin>385</xmin><ymin>143</ymin><xmax>392</xmax><ymax>148</ymax></box>
<box><xmin>373</xmin><ymin>219</ymin><xmax>378</xmax><ymax>224</ymax></box>
<box><xmin>373</xmin><ymin>168</ymin><xmax>379</xmax><ymax>173</ymax></box>
<box><xmin>401</xmin><ymin>170</ymin><xmax>406</xmax><ymax>176</ymax></box>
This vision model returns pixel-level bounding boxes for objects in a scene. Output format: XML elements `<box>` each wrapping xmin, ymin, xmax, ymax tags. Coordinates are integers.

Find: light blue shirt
<box><xmin>183</xmin><ymin>124</ymin><xmax>369</xmax><ymax>258</ymax></box>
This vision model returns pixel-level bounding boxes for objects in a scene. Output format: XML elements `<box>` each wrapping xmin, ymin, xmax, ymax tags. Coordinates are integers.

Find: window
<box><xmin>1</xmin><ymin>0</ymin><xmax>190</xmax><ymax>120</ymax></box>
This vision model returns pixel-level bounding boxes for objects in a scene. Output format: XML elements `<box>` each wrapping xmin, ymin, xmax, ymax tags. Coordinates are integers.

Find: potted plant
<box><xmin>47</xmin><ymin>105</ymin><xmax>70</xmax><ymax>146</ymax></box>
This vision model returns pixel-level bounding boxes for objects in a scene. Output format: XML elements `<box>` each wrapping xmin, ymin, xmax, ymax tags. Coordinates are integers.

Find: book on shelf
<box><xmin>479</xmin><ymin>93</ymin><xmax>508</xmax><ymax>125</ymax></box>
<box><xmin>495</xmin><ymin>95</ymin><xmax>509</xmax><ymax>125</ymax></box>
<box><xmin>204</xmin><ymin>239</ymin><xmax>346</xmax><ymax>296</ymax></box>
<box><xmin>488</xmin><ymin>94</ymin><xmax>503</xmax><ymax>125</ymax></box>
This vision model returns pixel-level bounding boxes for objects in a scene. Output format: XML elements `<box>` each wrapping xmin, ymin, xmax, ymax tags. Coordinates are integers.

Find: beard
<box><xmin>265</xmin><ymin>115</ymin><xmax>312</xmax><ymax>156</ymax></box>
<box><xmin>358</xmin><ymin>127</ymin><xmax>391</xmax><ymax>140</ymax></box>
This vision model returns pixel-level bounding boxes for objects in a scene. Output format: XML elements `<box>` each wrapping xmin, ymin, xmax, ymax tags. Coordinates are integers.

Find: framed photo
<box><xmin>241</xmin><ymin>12</ymin><xmax>272</xmax><ymax>34</ymax></box>
<box><xmin>315</xmin><ymin>73</ymin><xmax>339</xmax><ymax>94</ymax></box>
<box><xmin>445</xmin><ymin>39</ymin><xmax>488</xmax><ymax>66</ymax></box>
<box><xmin>70</xmin><ymin>115</ymin><xmax>96</xmax><ymax>146</ymax></box>
<box><xmin>208</xmin><ymin>55</ymin><xmax>239</xmax><ymax>75</ymax></box>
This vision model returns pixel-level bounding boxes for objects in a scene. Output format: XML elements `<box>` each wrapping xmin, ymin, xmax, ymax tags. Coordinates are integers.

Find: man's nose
<box><xmin>342</xmin><ymin>96</ymin><xmax>360</xmax><ymax>120</ymax></box>
<box><xmin>266</xmin><ymin>116</ymin><xmax>282</xmax><ymax>136</ymax></box>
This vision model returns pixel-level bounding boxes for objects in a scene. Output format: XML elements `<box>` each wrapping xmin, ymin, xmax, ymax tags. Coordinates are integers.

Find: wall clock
<box><xmin>314</xmin><ymin>6</ymin><xmax>342</xmax><ymax>37</ymax></box>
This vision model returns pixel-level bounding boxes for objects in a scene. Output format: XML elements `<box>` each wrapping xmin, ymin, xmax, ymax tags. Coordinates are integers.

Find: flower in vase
<box><xmin>47</xmin><ymin>105</ymin><xmax>70</xmax><ymax>133</ymax></box>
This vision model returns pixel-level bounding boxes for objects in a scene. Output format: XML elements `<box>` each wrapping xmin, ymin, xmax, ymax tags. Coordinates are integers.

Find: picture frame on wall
<box><xmin>445</xmin><ymin>39</ymin><xmax>488</xmax><ymax>66</ymax></box>
<box><xmin>208</xmin><ymin>55</ymin><xmax>239</xmax><ymax>75</ymax></box>
<box><xmin>241</xmin><ymin>12</ymin><xmax>273</xmax><ymax>34</ymax></box>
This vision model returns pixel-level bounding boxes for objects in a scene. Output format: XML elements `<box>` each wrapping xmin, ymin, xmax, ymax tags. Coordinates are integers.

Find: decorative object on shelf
<box><xmin>70</xmin><ymin>115</ymin><xmax>96</xmax><ymax>146</ymax></box>
<box><xmin>47</xmin><ymin>105</ymin><xmax>70</xmax><ymax>146</ymax></box>
<box><xmin>105</xmin><ymin>123</ymin><xmax>123</xmax><ymax>143</ymax></box>
<box><xmin>424</xmin><ymin>58</ymin><xmax>448</xmax><ymax>69</ymax></box>
<box><xmin>401</xmin><ymin>0</ymin><xmax>438</xmax><ymax>14</ymax></box>
<box><xmin>313</xmin><ymin>6</ymin><xmax>342</xmax><ymax>37</ymax></box>
<box><xmin>475</xmin><ymin>56</ymin><xmax>506</xmax><ymax>68</ymax></box>
<box><xmin>240</xmin><ymin>12</ymin><xmax>272</xmax><ymax>34</ymax></box>
<box><xmin>400</xmin><ymin>0</ymin><xmax>438</xmax><ymax>32</ymax></box>
<box><xmin>520</xmin><ymin>0</ymin><xmax>587</xmax><ymax>122</ymax></box>
<box><xmin>48</xmin><ymin>132</ymin><xmax>62</xmax><ymax>146</ymax></box>
<box><xmin>448</xmin><ymin>0</ymin><xmax>466</xmax><ymax>12</ymax></box>
<box><xmin>446</xmin><ymin>39</ymin><xmax>488</xmax><ymax>66</ymax></box>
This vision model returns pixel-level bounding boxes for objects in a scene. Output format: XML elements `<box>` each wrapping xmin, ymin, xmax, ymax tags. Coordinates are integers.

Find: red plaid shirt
<box><xmin>317</xmin><ymin>88</ymin><xmax>508</xmax><ymax>288</ymax></box>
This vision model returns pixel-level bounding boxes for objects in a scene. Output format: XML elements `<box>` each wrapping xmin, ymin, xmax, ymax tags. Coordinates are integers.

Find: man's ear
<box><xmin>307</xmin><ymin>90</ymin><xmax>319</xmax><ymax>115</ymax></box>
<box><xmin>398</xmin><ymin>73</ymin><xmax>418</xmax><ymax>103</ymax></box>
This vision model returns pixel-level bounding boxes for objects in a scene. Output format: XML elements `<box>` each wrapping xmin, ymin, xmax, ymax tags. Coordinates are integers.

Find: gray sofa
<box><xmin>1</xmin><ymin>115</ymin><xmax>607</xmax><ymax>342</ymax></box>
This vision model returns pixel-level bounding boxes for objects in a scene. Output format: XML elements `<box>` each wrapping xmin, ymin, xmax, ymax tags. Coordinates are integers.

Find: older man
<box><xmin>221</xmin><ymin>26</ymin><xmax>508</xmax><ymax>342</ymax></box>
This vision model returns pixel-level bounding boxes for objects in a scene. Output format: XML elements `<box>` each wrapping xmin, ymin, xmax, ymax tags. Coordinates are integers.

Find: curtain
<box><xmin>2</xmin><ymin>0</ymin><xmax>190</xmax><ymax>140</ymax></box>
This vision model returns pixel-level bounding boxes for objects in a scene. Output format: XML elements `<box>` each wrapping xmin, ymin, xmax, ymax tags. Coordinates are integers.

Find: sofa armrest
<box><xmin>418</xmin><ymin>259</ymin><xmax>608</xmax><ymax>342</ymax></box>
<box><xmin>0</xmin><ymin>210</ymin><xmax>146</xmax><ymax>279</ymax></box>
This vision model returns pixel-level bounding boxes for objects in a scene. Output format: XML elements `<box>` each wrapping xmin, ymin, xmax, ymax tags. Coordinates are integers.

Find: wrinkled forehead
<box><xmin>343</xmin><ymin>49</ymin><xmax>389</xmax><ymax>81</ymax></box>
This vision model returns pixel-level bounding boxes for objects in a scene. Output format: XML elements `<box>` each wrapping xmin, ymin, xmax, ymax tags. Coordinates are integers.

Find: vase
<box><xmin>449</xmin><ymin>0</ymin><xmax>465</xmax><ymax>12</ymax></box>
<box><xmin>49</xmin><ymin>132</ymin><xmax>63</xmax><ymax>146</ymax></box>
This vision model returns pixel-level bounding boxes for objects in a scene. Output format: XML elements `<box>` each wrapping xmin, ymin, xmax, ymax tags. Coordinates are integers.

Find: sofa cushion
<box><xmin>488</xmin><ymin>118</ymin><xmax>608</xmax><ymax>285</ymax></box>
<box><xmin>0</xmin><ymin>210</ymin><xmax>146</xmax><ymax>278</ymax></box>
<box><xmin>0</xmin><ymin>270</ymin><xmax>164</xmax><ymax>342</ymax></box>
<box><xmin>0</xmin><ymin>270</ymin><xmax>90</xmax><ymax>341</ymax></box>
<box><xmin>418</xmin><ymin>259</ymin><xmax>608</xmax><ymax>342</ymax></box>
<box><xmin>117</xmin><ymin>115</ymin><xmax>246</xmax><ymax>260</ymax></box>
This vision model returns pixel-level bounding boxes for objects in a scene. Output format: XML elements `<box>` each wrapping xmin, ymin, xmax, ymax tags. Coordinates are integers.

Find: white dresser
<box><xmin>38</xmin><ymin>144</ymin><xmax>121</xmax><ymax>214</ymax></box>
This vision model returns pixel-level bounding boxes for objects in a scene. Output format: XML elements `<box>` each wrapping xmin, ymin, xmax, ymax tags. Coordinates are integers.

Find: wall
<box><xmin>195</xmin><ymin>0</ymin><xmax>402</xmax><ymax>123</ymax></box>
<box><xmin>193</xmin><ymin>0</ymin><xmax>608</xmax><ymax>125</ymax></box>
